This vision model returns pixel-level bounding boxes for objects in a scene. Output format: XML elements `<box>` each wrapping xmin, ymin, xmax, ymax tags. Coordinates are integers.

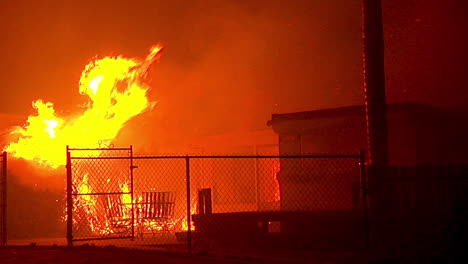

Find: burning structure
<box><xmin>1</xmin><ymin>46</ymin><xmax>167</xmax><ymax>242</ymax></box>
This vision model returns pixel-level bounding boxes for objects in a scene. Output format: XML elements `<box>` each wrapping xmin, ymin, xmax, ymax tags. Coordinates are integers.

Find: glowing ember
<box><xmin>74</xmin><ymin>178</ymin><xmax>132</xmax><ymax>236</ymax></box>
<box><xmin>181</xmin><ymin>219</ymin><xmax>195</xmax><ymax>231</ymax></box>
<box><xmin>4</xmin><ymin>46</ymin><xmax>163</xmax><ymax>168</ymax></box>
<box><xmin>273</xmin><ymin>160</ymin><xmax>281</xmax><ymax>202</ymax></box>
<box><xmin>181</xmin><ymin>199</ymin><xmax>196</xmax><ymax>231</ymax></box>
<box><xmin>73</xmin><ymin>173</ymin><xmax>104</xmax><ymax>234</ymax></box>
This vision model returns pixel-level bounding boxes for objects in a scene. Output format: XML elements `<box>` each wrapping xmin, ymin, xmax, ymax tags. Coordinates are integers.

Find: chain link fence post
<box><xmin>130</xmin><ymin>145</ymin><xmax>135</xmax><ymax>239</ymax></box>
<box><xmin>1</xmin><ymin>151</ymin><xmax>7</xmax><ymax>247</ymax></box>
<box><xmin>66</xmin><ymin>146</ymin><xmax>73</xmax><ymax>247</ymax></box>
<box><xmin>359</xmin><ymin>149</ymin><xmax>369</xmax><ymax>249</ymax></box>
<box><xmin>185</xmin><ymin>156</ymin><xmax>192</xmax><ymax>254</ymax></box>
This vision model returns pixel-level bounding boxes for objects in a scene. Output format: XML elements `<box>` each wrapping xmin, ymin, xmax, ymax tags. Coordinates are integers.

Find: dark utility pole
<box><xmin>361</xmin><ymin>0</ymin><xmax>389</xmax><ymax>165</ymax></box>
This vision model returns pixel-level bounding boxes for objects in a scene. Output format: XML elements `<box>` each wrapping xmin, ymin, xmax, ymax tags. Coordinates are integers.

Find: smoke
<box><xmin>4</xmin><ymin>158</ymin><xmax>65</xmax><ymax>240</ymax></box>
<box><xmin>2</xmin><ymin>0</ymin><xmax>468</xmax><ymax>154</ymax></box>
<box><xmin>111</xmin><ymin>0</ymin><xmax>363</xmax><ymax>153</ymax></box>
<box><xmin>1</xmin><ymin>0</ymin><xmax>364</xmax><ymax>163</ymax></box>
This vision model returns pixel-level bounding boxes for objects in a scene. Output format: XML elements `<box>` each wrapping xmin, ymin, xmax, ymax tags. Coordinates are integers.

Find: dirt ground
<box><xmin>0</xmin><ymin>245</ymin><xmax>329</xmax><ymax>264</ymax></box>
<box><xmin>0</xmin><ymin>244</ymin><xmax>393</xmax><ymax>264</ymax></box>
<box><xmin>2</xmin><ymin>245</ymin><xmax>462</xmax><ymax>264</ymax></box>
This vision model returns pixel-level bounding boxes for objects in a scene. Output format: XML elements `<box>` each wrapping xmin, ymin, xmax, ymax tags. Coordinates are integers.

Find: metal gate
<box><xmin>66</xmin><ymin>146</ymin><xmax>135</xmax><ymax>246</ymax></box>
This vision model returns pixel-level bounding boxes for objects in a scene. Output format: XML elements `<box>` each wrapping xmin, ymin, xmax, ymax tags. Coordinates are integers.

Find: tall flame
<box><xmin>4</xmin><ymin>46</ymin><xmax>163</xmax><ymax>168</ymax></box>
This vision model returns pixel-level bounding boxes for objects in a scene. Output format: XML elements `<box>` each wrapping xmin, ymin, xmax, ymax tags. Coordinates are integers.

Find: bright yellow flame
<box><xmin>120</xmin><ymin>182</ymin><xmax>132</xmax><ymax>210</ymax></box>
<box><xmin>89</xmin><ymin>75</ymin><xmax>103</xmax><ymax>95</ymax></box>
<box><xmin>73</xmin><ymin>173</ymin><xmax>107</xmax><ymax>234</ymax></box>
<box><xmin>78</xmin><ymin>173</ymin><xmax>94</xmax><ymax>203</ymax></box>
<box><xmin>44</xmin><ymin>119</ymin><xmax>59</xmax><ymax>138</ymax></box>
<box><xmin>4</xmin><ymin>45</ymin><xmax>163</xmax><ymax>168</ymax></box>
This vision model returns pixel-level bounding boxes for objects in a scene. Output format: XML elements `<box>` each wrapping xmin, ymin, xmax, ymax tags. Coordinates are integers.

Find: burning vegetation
<box><xmin>4</xmin><ymin>45</ymin><xmax>162</xmax><ymax>168</ymax></box>
<box><xmin>2</xmin><ymin>45</ymin><xmax>197</xmax><ymax>238</ymax></box>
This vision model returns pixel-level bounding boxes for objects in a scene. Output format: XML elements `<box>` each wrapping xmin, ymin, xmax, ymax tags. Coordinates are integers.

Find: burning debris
<box><xmin>1</xmin><ymin>46</ymin><xmax>188</xmax><ymax>239</ymax></box>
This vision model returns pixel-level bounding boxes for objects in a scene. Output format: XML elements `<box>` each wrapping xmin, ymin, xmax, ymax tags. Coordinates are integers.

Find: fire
<box><xmin>273</xmin><ymin>159</ymin><xmax>281</xmax><ymax>202</ymax></box>
<box><xmin>74</xmin><ymin>178</ymin><xmax>131</xmax><ymax>236</ymax></box>
<box><xmin>74</xmin><ymin>178</ymin><xmax>188</xmax><ymax>236</ymax></box>
<box><xmin>181</xmin><ymin>199</ymin><xmax>196</xmax><ymax>231</ymax></box>
<box><xmin>73</xmin><ymin>173</ymin><xmax>104</xmax><ymax>234</ymax></box>
<box><xmin>89</xmin><ymin>76</ymin><xmax>103</xmax><ymax>95</ymax></box>
<box><xmin>4</xmin><ymin>46</ymin><xmax>163</xmax><ymax>168</ymax></box>
<box><xmin>181</xmin><ymin>218</ymin><xmax>195</xmax><ymax>231</ymax></box>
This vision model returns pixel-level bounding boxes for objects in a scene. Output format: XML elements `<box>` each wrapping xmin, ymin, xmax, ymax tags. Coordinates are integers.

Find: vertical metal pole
<box><xmin>254</xmin><ymin>146</ymin><xmax>259</xmax><ymax>211</ymax></box>
<box><xmin>66</xmin><ymin>146</ymin><xmax>73</xmax><ymax>247</ymax></box>
<box><xmin>185</xmin><ymin>156</ymin><xmax>192</xmax><ymax>255</ymax></box>
<box><xmin>361</xmin><ymin>0</ymin><xmax>389</xmax><ymax>165</ymax></box>
<box><xmin>359</xmin><ymin>149</ymin><xmax>369</xmax><ymax>249</ymax></box>
<box><xmin>130</xmin><ymin>145</ymin><xmax>135</xmax><ymax>238</ymax></box>
<box><xmin>1</xmin><ymin>152</ymin><xmax>7</xmax><ymax>247</ymax></box>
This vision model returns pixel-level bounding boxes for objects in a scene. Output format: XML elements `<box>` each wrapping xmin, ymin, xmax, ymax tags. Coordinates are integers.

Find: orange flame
<box><xmin>181</xmin><ymin>199</ymin><xmax>196</xmax><ymax>231</ymax></box>
<box><xmin>73</xmin><ymin>178</ymin><xmax>132</xmax><ymax>235</ymax></box>
<box><xmin>4</xmin><ymin>46</ymin><xmax>163</xmax><ymax>168</ymax></box>
<box><xmin>273</xmin><ymin>160</ymin><xmax>281</xmax><ymax>202</ymax></box>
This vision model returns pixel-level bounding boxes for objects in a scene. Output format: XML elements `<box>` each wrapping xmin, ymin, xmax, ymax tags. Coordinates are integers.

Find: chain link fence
<box><xmin>67</xmin><ymin>148</ymin><xmax>366</xmax><ymax>254</ymax></box>
<box><xmin>0</xmin><ymin>152</ymin><xmax>6</xmax><ymax>247</ymax></box>
<box><xmin>190</xmin><ymin>155</ymin><xmax>365</xmax><ymax>253</ymax></box>
<box><xmin>68</xmin><ymin>148</ymin><xmax>191</xmax><ymax>252</ymax></box>
<box><xmin>67</xmin><ymin>147</ymin><xmax>135</xmax><ymax>244</ymax></box>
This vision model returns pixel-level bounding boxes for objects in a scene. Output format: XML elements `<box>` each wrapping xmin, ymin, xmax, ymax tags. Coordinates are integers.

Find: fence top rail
<box><xmin>72</xmin><ymin>192</ymin><xmax>132</xmax><ymax>197</ymax></box>
<box><xmin>67</xmin><ymin>147</ymin><xmax>131</xmax><ymax>151</ymax></box>
<box><xmin>70</xmin><ymin>154</ymin><xmax>360</xmax><ymax>160</ymax></box>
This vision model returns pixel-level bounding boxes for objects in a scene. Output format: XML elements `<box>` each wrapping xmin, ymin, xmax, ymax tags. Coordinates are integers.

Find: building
<box><xmin>267</xmin><ymin>102</ymin><xmax>468</xmax><ymax>212</ymax></box>
<box><xmin>268</xmin><ymin>102</ymin><xmax>468</xmax><ymax>165</ymax></box>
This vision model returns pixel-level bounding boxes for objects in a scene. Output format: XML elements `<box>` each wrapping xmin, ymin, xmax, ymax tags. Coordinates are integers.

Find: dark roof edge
<box><xmin>267</xmin><ymin>102</ymin><xmax>442</xmax><ymax>126</ymax></box>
